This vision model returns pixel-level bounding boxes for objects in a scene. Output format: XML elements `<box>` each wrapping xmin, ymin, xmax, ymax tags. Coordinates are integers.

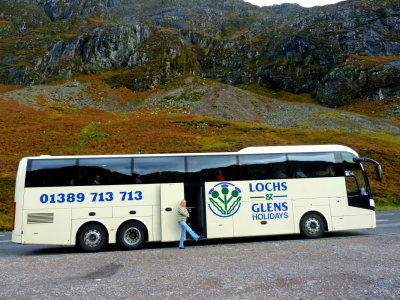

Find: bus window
<box><xmin>25</xmin><ymin>159</ymin><xmax>77</xmax><ymax>187</ymax></box>
<box><xmin>342</xmin><ymin>152</ymin><xmax>356</xmax><ymax>163</ymax></box>
<box><xmin>78</xmin><ymin>158</ymin><xmax>132</xmax><ymax>185</ymax></box>
<box><xmin>186</xmin><ymin>155</ymin><xmax>238</xmax><ymax>182</ymax></box>
<box><xmin>288</xmin><ymin>152</ymin><xmax>337</xmax><ymax>178</ymax></box>
<box><xmin>133</xmin><ymin>156</ymin><xmax>185</xmax><ymax>183</ymax></box>
<box><xmin>341</xmin><ymin>151</ymin><xmax>363</xmax><ymax>172</ymax></box>
<box><xmin>239</xmin><ymin>154</ymin><xmax>287</xmax><ymax>180</ymax></box>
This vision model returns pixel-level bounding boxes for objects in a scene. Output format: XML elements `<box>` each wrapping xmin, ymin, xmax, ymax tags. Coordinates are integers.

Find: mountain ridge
<box><xmin>1</xmin><ymin>0</ymin><xmax>399</xmax><ymax>107</ymax></box>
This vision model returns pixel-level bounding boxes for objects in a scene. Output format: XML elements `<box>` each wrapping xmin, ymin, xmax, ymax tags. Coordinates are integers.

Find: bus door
<box><xmin>184</xmin><ymin>183</ymin><xmax>206</xmax><ymax>237</ymax></box>
<box><xmin>340</xmin><ymin>153</ymin><xmax>378</xmax><ymax>212</ymax></box>
<box><xmin>344</xmin><ymin>169</ymin><xmax>371</xmax><ymax>210</ymax></box>
<box><xmin>160</xmin><ymin>183</ymin><xmax>183</xmax><ymax>242</ymax></box>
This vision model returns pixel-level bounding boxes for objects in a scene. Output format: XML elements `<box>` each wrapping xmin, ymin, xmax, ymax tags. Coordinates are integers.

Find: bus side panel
<box><xmin>329</xmin><ymin>177</ymin><xmax>376</xmax><ymax>231</ymax></box>
<box><xmin>70</xmin><ymin>216</ymin><xmax>153</xmax><ymax>245</ymax></box>
<box><xmin>290</xmin><ymin>177</ymin><xmax>345</xmax><ymax>233</ymax></box>
<box><xmin>70</xmin><ymin>204</ymin><xmax>154</xmax><ymax>245</ymax></box>
<box><xmin>205</xmin><ymin>182</ymin><xmax>234</xmax><ymax>239</ymax></box>
<box><xmin>22</xmin><ymin>184</ymin><xmax>158</xmax><ymax>245</ymax></box>
<box><xmin>205</xmin><ymin>178</ymin><xmax>344</xmax><ymax>239</ymax></box>
<box><xmin>112</xmin><ymin>205</ymin><xmax>154</xmax><ymax>242</ymax></box>
<box><xmin>233</xmin><ymin>200</ymin><xmax>295</xmax><ymax>237</ymax></box>
<box><xmin>152</xmin><ymin>206</ymin><xmax>161</xmax><ymax>242</ymax></box>
<box><xmin>331</xmin><ymin>214</ymin><xmax>375</xmax><ymax>231</ymax></box>
<box><xmin>206</xmin><ymin>212</ymin><xmax>234</xmax><ymax>239</ymax></box>
<box><xmin>22</xmin><ymin>209</ymin><xmax>72</xmax><ymax>245</ymax></box>
<box><xmin>12</xmin><ymin>158</ymin><xmax>28</xmax><ymax>243</ymax></box>
<box><xmin>73</xmin><ymin>207</ymin><xmax>113</xmax><ymax>219</ymax></box>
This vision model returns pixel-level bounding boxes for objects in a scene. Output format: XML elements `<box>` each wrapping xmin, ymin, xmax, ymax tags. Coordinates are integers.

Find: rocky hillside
<box><xmin>0</xmin><ymin>0</ymin><xmax>399</xmax><ymax>108</ymax></box>
<box><xmin>3</xmin><ymin>75</ymin><xmax>399</xmax><ymax>134</ymax></box>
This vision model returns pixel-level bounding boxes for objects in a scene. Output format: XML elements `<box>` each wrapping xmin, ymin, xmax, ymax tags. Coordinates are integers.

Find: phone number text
<box><xmin>39</xmin><ymin>191</ymin><xmax>143</xmax><ymax>204</ymax></box>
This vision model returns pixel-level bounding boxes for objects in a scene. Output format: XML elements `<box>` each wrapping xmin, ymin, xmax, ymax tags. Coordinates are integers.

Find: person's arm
<box><xmin>178</xmin><ymin>206</ymin><xmax>189</xmax><ymax>217</ymax></box>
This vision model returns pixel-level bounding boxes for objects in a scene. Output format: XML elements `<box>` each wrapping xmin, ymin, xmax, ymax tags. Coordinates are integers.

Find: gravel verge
<box><xmin>0</xmin><ymin>234</ymin><xmax>399</xmax><ymax>299</ymax></box>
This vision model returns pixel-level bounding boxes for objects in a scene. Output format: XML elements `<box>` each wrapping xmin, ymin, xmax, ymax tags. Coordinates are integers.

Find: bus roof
<box><xmin>238</xmin><ymin>145</ymin><xmax>358</xmax><ymax>155</ymax></box>
<box><xmin>22</xmin><ymin>145</ymin><xmax>358</xmax><ymax>160</ymax></box>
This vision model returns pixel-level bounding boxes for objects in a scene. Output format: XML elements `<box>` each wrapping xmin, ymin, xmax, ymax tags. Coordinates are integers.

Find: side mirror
<box><xmin>353</xmin><ymin>157</ymin><xmax>382</xmax><ymax>181</ymax></box>
<box><xmin>376</xmin><ymin>164</ymin><xmax>383</xmax><ymax>182</ymax></box>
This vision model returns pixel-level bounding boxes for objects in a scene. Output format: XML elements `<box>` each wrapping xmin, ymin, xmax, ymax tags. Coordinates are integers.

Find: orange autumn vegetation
<box><xmin>0</xmin><ymin>96</ymin><xmax>399</xmax><ymax>230</ymax></box>
<box><xmin>0</xmin><ymin>84</ymin><xmax>23</xmax><ymax>93</ymax></box>
<box><xmin>77</xmin><ymin>74</ymin><xmax>155</xmax><ymax>104</ymax></box>
<box><xmin>157</xmin><ymin>27</ymin><xmax>177</xmax><ymax>33</ymax></box>
<box><xmin>343</xmin><ymin>97</ymin><xmax>400</xmax><ymax>125</ymax></box>
<box><xmin>89</xmin><ymin>18</ymin><xmax>108</xmax><ymax>24</ymax></box>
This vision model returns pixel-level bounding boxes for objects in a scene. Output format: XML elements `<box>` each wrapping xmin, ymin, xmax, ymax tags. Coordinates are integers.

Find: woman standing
<box><xmin>178</xmin><ymin>200</ymin><xmax>201</xmax><ymax>249</ymax></box>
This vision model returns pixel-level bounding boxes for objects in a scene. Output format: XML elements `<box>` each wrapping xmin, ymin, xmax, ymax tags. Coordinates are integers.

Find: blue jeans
<box><xmin>179</xmin><ymin>221</ymin><xmax>199</xmax><ymax>248</ymax></box>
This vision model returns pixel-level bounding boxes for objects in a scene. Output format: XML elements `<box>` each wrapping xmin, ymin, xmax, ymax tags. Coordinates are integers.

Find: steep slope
<box><xmin>3</xmin><ymin>75</ymin><xmax>399</xmax><ymax>133</ymax></box>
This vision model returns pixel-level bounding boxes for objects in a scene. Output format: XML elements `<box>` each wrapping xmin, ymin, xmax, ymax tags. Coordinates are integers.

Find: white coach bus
<box><xmin>12</xmin><ymin>145</ymin><xmax>382</xmax><ymax>252</ymax></box>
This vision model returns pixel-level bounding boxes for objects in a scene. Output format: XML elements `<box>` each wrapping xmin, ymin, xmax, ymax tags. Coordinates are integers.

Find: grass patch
<box><xmin>201</xmin><ymin>140</ymin><xmax>238</xmax><ymax>150</ymax></box>
<box><xmin>376</xmin><ymin>204</ymin><xmax>400</xmax><ymax>211</ymax></box>
<box><xmin>361</xmin><ymin>132</ymin><xmax>400</xmax><ymax>143</ymax></box>
<box><xmin>0</xmin><ymin>175</ymin><xmax>15</xmax><ymax>231</ymax></box>
<box><xmin>342</xmin><ymin>97</ymin><xmax>400</xmax><ymax>123</ymax></box>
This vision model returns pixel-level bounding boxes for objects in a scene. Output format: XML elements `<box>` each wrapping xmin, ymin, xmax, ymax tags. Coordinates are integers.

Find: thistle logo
<box><xmin>208</xmin><ymin>182</ymin><xmax>242</xmax><ymax>218</ymax></box>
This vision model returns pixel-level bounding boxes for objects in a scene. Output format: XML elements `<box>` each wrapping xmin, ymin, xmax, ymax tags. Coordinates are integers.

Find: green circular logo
<box><xmin>208</xmin><ymin>182</ymin><xmax>242</xmax><ymax>217</ymax></box>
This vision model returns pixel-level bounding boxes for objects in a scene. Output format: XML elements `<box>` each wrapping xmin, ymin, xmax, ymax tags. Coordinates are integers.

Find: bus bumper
<box><xmin>11</xmin><ymin>231</ymin><xmax>22</xmax><ymax>243</ymax></box>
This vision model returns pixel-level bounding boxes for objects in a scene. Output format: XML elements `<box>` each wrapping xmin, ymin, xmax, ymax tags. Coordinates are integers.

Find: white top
<box><xmin>23</xmin><ymin>144</ymin><xmax>358</xmax><ymax>160</ymax></box>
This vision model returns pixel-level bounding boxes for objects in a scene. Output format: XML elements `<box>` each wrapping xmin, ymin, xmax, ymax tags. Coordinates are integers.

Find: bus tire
<box><xmin>117</xmin><ymin>221</ymin><xmax>147</xmax><ymax>250</ymax></box>
<box><xmin>78</xmin><ymin>223</ymin><xmax>107</xmax><ymax>252</ymax></box>
<box><xmin>300</xmin><ymin>213</ymin><xmax>325</xmax><ymax>239</ymax></box>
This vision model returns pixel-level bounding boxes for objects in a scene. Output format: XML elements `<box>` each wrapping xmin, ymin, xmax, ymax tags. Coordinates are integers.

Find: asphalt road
<box><xmin>0</xmin><ymin>210</ymin><xmax>399</xmax><ymax>299</ymax></box>
<box><xmin>0</xmin><ymin>210</ymin><xmax>398</xmax><ymax>257</ymax></box>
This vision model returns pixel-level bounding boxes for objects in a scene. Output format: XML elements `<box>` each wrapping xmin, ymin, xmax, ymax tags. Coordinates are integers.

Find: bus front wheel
<box><xmin>78</xmin><ymin>223</ymin><xmax>107</xmax><ymax>252</ymax></box>
<box><xmin>117</xmin><ymin>221</ymin><xmax>147</xmax><ymax>250</ymax></box>
<box><xmin>300</xmin><ymin>213</ymin><xmax>325</xmax><ymax>238</ymax></box>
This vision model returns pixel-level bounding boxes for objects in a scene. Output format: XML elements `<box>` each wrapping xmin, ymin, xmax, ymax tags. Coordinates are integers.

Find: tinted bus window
<box><xmin>78</xmin><ymin>158</ymin><xmax>132</xmax><ymax>185</ymax></box>
<box><xmin>133</xmin><ymin>157</ymin><xmax>185</xmax><ymax>183</ymax></box>
<box><xmin>342</xmin><ymin>152</ymin><xmax>356</xmax><ymax>163</ymax></box>
<box><xmin>341</xmin><ymin>151</ymin><xmax>361</xmax><ymax>170</ymax></box>
<box><xmin>288</xmin><ymin>152</ymin><xmax>337</xmax><ymax>178</ymax></box>
<box><xmin>25</xmin><ymin>159</ymin><xmax>77</xmax><ymax>187</ymax></box>
<box><xmin>187</xmin><ymin>155</ymin><xmax>238</xmax><ymax>182</ymax></box>
<box><xmin>239</xmin><ymin>154</ymin><xmax>287</xmax><ymax>180</ymax></box>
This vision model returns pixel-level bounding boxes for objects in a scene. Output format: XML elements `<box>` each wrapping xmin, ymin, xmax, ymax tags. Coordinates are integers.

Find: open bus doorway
<box><xmin>184</xmin><ymin>183</ymin><xmax>207</xmax><ymax>238</ymax></box>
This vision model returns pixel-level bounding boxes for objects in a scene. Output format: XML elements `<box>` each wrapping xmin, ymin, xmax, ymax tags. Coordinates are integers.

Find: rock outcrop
<box><xmin>0</xmin><ymin>0</ymin><xmax>399</xmax><ymax>106</ymax></box>
<box><xmin>316</xmin><ymin>58</ymin><xmax>400</xmax><ymax>107</ymax></box>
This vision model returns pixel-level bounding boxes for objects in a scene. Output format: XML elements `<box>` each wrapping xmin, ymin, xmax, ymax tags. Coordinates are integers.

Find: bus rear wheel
<box><xmin>300</xmin><ymin>213</ymin><xmax>325</xmax><ymax>238</ymax></box>
<box><xmin>78</xmin><ymin>223</ymin><xmax>107</xmax><ymax>252</ymax></box>
<box><xmin>117</xmin><ymin>221</ymin><xmax>147</xmax><ymax>250</ymax></box>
